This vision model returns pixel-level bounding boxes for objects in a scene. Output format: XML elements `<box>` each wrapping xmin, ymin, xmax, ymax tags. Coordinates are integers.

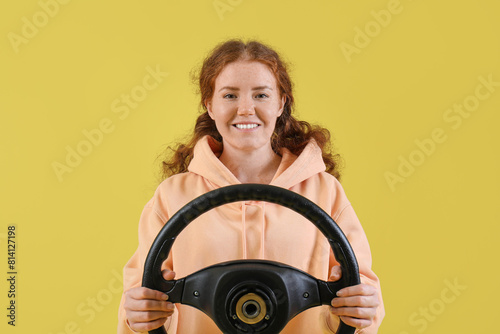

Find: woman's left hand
<box><xmin>328</xmin><ymin>265</ymin><xmax>380</xmax><ymax>329</ymax></box>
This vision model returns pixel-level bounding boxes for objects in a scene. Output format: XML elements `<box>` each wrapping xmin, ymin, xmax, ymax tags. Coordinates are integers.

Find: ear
<box><xmin>277</xmin><ymin>95</ymin><xmax>286</xmax><ymax>117</ymax></box>
<box><xmin>206</xmin><ymin>99</ymin><xmax>215</xmax><ymax>120</ymax></box>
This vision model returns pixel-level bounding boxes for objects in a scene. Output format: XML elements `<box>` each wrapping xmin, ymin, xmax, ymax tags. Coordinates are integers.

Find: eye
<box><xmin>256</xmin><ymin>93</ymin><xmax>268</xmax><ymax>98</ymax></box>
<box><xmin>223</xmin><ymin>93</ymin><xmax>236</xmax><ymax>99</ymax></box>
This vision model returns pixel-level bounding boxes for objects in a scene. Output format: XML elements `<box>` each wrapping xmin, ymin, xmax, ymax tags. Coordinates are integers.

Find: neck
<box><xmin>219</xmin><ymin>145</ymin><xmax>281</xmax><ymax>184</ymax></box>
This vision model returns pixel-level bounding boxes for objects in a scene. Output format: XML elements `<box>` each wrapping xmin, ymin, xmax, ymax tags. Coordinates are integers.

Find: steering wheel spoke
<box><xmin>318</xmin><ymin>279</ymin><xmax>346</xmax><ymax>305</ymax></box>
<box><xmin>156</xmin><ymin>279</ymin><xmax>184</xmax><ymax>303</ymax></box>
<box><xmin>161</xmin><ymin>259</ymin><xmax>340</xmax><ymax>333</ymax></box>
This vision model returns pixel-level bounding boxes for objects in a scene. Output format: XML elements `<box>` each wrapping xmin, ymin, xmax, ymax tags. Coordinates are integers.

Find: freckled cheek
<box><xmin>212</xmin><ymin>112</ymin><xmax>233</xmax><ymax>126</ymax></box>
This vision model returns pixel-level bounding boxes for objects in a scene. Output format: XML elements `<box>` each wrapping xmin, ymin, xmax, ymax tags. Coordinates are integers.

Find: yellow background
<box><xmin>1</xmin><ymin>0</ymin><xmax>499</xmax><ymax>333</ymax></box>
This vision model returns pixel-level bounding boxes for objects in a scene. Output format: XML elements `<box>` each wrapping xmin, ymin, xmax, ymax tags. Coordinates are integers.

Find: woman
<box><xmin>118</xmin><ymin>39</ymin><xmax>384</xmax><ymax>333</ymax></box>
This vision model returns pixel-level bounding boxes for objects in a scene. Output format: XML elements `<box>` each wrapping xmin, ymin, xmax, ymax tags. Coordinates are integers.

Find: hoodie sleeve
<box><xmin>117</xmin><ymin>196</ymin><xmax>177</xmax><ymax>334</ymax></box>
<box><xmin>322</xmin><ymin>204</ymin><xmax>385</xmax><ymax>333</ymax></box>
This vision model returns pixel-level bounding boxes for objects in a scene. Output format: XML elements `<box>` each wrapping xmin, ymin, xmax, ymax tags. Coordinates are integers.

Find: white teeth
<box><xmin>235</xmin><ymin>124</ymin><xmax>258</xmax><ymax>129</ymax></box>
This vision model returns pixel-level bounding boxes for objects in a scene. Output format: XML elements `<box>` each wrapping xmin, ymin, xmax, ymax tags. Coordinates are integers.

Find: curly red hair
<box><xmin>157</xmin><ymin>38</ymin><xmax>343</xmax><ymax>182</ymax></box>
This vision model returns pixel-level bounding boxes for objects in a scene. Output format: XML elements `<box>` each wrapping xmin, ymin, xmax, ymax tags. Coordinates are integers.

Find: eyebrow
<box><xmin>218</xmin><ymin>85</ymin><xmax>273</xmax><ymax>92</ymax></box>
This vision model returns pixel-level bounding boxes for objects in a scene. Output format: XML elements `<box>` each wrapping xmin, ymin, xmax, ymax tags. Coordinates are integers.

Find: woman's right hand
<box><xmin>124</xmin><ymin>270</ymin><xmax>176</xmax><ymax>332</ymax></box>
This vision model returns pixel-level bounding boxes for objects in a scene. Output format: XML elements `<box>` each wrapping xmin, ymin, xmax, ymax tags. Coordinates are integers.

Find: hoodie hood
<box><xmin>188</xmin><ymin>135</ymin><xmax>327</xmax><ymax>189</ymax></box>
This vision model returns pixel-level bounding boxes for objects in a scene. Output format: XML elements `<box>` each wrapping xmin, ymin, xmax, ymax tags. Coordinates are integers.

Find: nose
<box><xmin>237</xmin><ymin>95</ymin><xmax>255</xmax><ymax>115</ymax></box>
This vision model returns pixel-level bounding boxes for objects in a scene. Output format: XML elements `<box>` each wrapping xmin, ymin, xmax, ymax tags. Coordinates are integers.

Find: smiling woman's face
<box><xmin>206</xmin><ymin>60</ymin><xmax>285</xmax><ymax>156</ymax></box>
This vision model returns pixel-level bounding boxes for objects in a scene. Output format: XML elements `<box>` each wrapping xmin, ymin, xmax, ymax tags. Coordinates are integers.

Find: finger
<box><xmin>329</xmin><ymin>265</ymin><xmax>342</xmax><ymax>281</ymax></box>
<box><xmin>330</xmin><ymin>306</ymin><xmax>376</xmax><ymax>323</ymax></box>
<box><xmin>128</xmin><ymin>298</ymin><xmax>175</xmax><ymax>313</ymax></box>
<box><xmin>128</xmin><ymin>308</ymin><xmax>174</xmax><ymax>323</ymax></box>
<box><xmin>331</xmin><ymin>295</ymin><xmax>380</xmax><ymax>308</ymax></box>
<box><xmin>338</xmin><ymin>315</ymin><xmax>373</xmax><ymax>329</ymax></box>
<box><xmin>127</xmin><ymin>287</ymin><xmax>169</xmax><ymax>302</ymax></box>
<box><xmin>129</xmin><ymin>317</ymin><xmax>169</xmax><ymax>332</ymax></box>
<box><xmin>336</xmin><ymin>284</ymin><xmax>377</xmax><ymax>298</ymax></box>
<box><xmin>162</xmin><ymin>270</ymin><xmax>176</xmax><ymax>281</ymax></box>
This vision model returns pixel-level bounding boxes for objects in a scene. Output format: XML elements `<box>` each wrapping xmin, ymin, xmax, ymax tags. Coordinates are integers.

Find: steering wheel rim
<box><xmin>142</xmin><ymin>184</ymin><xmax>360</xmax><ymax>334</ymax></box>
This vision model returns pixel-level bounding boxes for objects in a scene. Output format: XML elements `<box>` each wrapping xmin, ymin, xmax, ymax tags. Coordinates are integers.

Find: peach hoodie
<box><xmin>118</xmin><ymin>135</ymin><xmax>384</xmax><ymax>333</ymax></box>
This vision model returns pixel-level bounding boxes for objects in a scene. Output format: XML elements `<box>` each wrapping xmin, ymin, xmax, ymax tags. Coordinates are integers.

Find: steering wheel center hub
<box><xmin>236</xmin><ymin>293</ymin><xmax>266</xmax><ymax>324</ymax></box>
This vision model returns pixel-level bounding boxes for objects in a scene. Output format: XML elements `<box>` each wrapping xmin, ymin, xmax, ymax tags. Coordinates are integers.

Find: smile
<box><xmin>234</xmin><ymin>124</ymin><xmax>259</xmax><ymax>129</ymax></box>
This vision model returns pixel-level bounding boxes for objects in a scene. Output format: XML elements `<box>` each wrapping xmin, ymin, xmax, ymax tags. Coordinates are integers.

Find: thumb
<box><xmin>329</xmin><ymin>265</ymin><xmax>342</xmax><ymax>282</ymax></box>
<box><xmin>162</xmin><ymin>269</ymin><xmax>176</xmax><ymax>281</ymax></box>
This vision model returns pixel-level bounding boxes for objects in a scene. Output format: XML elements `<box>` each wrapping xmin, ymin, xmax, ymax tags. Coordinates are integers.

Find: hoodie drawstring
<box><xmin>241</xmin><ymin>203</ymin><xmax>247</xmax><ymax>259</ymax></box>
<box><xmin>241</xmin><ymin>201</ymin><xmax>266</xmax><ymax>259</ymax></box>
<box><xmin>260</xmin><ymin>202</ymin><xmax>266</xmax><ymax>259</ymax></box>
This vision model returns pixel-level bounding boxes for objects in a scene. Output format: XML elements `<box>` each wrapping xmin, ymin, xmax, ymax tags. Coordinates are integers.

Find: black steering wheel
<box><xmin>142</xmin><ymin>184</ymin><xmax>360</xmax><ymax>334</ymax></box>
